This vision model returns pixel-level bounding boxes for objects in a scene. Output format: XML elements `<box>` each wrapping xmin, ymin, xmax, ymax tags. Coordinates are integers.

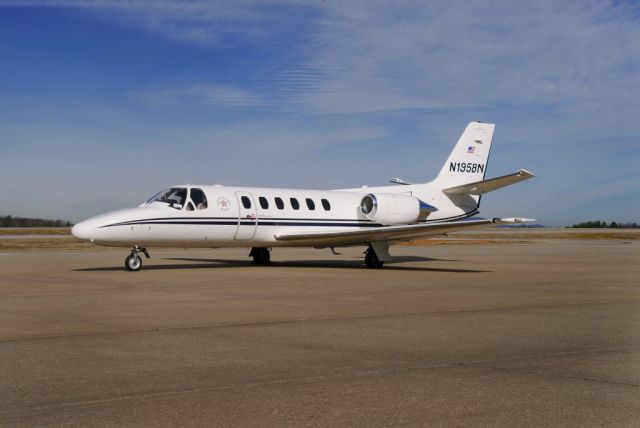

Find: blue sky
<box><xmin>1</xmin><ymin>0</ymin><xmax>639</xmax><ymax>226</ymax></box>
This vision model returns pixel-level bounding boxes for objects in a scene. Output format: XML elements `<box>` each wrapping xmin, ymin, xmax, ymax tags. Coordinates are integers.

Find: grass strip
<box><xmin>0</xmin><ymin>228</ymin><xmax>71</xmax><ymax>236</ymax></box>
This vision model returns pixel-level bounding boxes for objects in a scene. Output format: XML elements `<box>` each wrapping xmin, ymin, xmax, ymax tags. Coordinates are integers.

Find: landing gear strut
<box><xmin>249</xmin><ymin>247</ymin><xmax>271</xmax><ymax>265</ymax></box>
<box><xmin>365</xmin><ymin>246</ymin><xmax>384</xmax><ymax>269</ymax></box>
<box><xmin>125</xmin><ymin>246</ymin><xmax>150</xmax><ymax>271</ymax></box>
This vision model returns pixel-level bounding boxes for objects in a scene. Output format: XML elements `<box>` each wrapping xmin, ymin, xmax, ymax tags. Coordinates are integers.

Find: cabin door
<box><xmin>234</xmin><ymin>191</ymin><xmax>257</xmax><ymax>240</ymax></box>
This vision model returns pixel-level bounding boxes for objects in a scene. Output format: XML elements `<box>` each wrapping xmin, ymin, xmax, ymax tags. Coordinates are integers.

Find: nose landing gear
<box><xmin>125</xmin><ymin>246</ymin><xmax>150</xmax><ymax>271</ymax></box>
<box><xmin>249</xmin><ymin>247</ymin><xmax>271</xmax><ymax>264</ymax></box>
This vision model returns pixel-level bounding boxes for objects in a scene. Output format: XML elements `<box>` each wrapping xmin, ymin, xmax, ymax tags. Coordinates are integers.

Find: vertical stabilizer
<box><xmin>434</xmin><ymin>122</ymin><xmax>495</xmax><ymax>187</ymax></box>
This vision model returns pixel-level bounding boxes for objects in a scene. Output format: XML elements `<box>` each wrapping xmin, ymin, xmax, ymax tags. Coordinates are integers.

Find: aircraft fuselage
<box><xmin>71</xmin><ymin>183</ymin><xmax>470</xmax><ymax>248</ymax></box>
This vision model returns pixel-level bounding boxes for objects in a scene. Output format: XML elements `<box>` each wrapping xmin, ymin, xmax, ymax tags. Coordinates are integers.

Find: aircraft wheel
<box><xmin>125</xmin><ymin>254</ymin><xmax>142</xmax><ymax>271</ymax></box>
<box><xmin>365</xmin><ymin>249</ymin><xmax>384</xmax><ymax>269</ymax></box>
<box><xmin>251</xmin><ymin>248</ymin><xmax>271</xmax><ymax>264</ymax></box>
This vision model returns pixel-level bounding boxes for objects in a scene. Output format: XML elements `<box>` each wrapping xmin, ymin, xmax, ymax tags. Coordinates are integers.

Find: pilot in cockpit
<box><xmin>189</xmin><ymin>188</ymin><xmax>208</xmax><ymax>210</ymax></box>
<box><xmin>146</xmin><ymin>187</ymin><xmax>208</xmax><ymax>211</ymax></box>
<box><xmin>145</xmin><ymin>187</ymin><xmax>187</xmax><ymax>209</ymax></box>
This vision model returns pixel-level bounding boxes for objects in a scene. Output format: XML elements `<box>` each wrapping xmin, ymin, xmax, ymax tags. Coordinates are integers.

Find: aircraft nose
<box><xmin>71</xmin><ymin>221</ymin><xmax>92</xmax><ymax>241</ymax></box>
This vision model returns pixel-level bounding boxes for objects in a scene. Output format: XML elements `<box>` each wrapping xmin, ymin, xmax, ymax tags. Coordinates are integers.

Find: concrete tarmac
<box><xmin>0</xmin><ymin>242</ymin><xmax>638</xmax><ymax>426</ymax></box>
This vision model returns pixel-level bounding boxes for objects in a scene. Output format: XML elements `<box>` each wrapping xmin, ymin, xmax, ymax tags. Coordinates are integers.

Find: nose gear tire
<box><xmin>125</xmin><ymin>254</ymin><xmax>142</xmax><ymax>271</ymax></box>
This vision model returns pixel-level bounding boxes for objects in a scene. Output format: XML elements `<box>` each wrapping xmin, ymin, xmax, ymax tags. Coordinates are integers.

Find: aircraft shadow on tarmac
<box><xmin>73</xmin><ymin>256</ymin><xmax>490</xmax><ymax>273</ymax></box>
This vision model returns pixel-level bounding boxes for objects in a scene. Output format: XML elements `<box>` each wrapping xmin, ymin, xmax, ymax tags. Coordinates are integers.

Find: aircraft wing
<box><xmin>274</xmin><ymin>217</ymin><xmax>534</xmax><ymax>247</ymax></box>
<box><xmin>443</xmin><ymin>169</ymin><xmax>535</xmax><ymax>195</ymax></box>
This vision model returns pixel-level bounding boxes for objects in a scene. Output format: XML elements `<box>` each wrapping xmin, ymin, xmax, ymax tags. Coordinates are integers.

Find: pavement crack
<box><xmin>2</xmin><ymin>347</ymin><xmax>639</xmax><ymax>420</ymax></box>
<box><xmin>1</xmin><ymin>298</ymin><xmax>640</xmax><ymax>344</ymax></box>
<box><xmin>480</xmin><ymin>364</ymin><xmax>640</xmax><ymax>388</ymax></box>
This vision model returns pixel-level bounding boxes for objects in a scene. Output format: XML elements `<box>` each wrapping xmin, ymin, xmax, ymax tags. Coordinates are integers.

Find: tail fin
<box><xmin>434</xmin><ymin>122</ymin><xmax>495</xmax><ymax>187</ymax></box>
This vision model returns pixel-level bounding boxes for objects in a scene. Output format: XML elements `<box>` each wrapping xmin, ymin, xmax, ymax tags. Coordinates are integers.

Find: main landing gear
<box><xmin>125</xmin><ymin>246</ymin><xmax>150</xmax><ymax>272</ymax></box>
<box><xmin>249</xmin><ymin>247</ymin><xmax>271</xmax><ymax>265</ymax></box>
<box><xmin>365</xmin><ymin>246</ymin><xmax>384</xmax><ymax>269</ymax></box>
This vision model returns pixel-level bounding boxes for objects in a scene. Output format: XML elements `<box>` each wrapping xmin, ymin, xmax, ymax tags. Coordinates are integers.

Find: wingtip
<box><xmin>517</xmin><ymin>169</ymin><xmax>536</xmax><ymax>178</ymax></box>
<box><xmin>495</xmin><ymin>217</ymin><xmax>537</xmax><ymax>223</ymax></box>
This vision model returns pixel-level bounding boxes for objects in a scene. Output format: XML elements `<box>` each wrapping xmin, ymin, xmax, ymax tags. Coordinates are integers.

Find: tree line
<box><xmin>1</xmin><ymin>215</ymin><xmax>72</xmax><ymax>228</ymax></box>
<box><xmin>570</xmin><ymin>220</ymin><xmax>639</xmax><ymax>229</ymax></box>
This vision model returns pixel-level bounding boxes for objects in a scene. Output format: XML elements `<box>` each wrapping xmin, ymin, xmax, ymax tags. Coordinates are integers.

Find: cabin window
<box><xmin>275</xmin><ymin>197</ymin><xmax>284</xmax><ymax>210</ymax></box>
<box><xmin>186</xmin><ymin>202</ymin><xmax>195</xmax><ymax>211</ymax></box>
<box><xmin>321</xmin><ymin>199</ymin><xmax>331</xmax><ymax>211</ymax></box>
<box><xmin>290</xmin><ymin>198</ymin><xmax>300</xmax><ymax>210</ymax></box>
<box><xmin>259</xmin><ymin>197</ymin><xmax>269</xmax><ymax>209</ymax></box>
<box><xmin>241</xmin><ymin>196</ymin><xmax>252</xmax><ymax>209</ymax></box>
<box><xmin>305</xmin><ymin>198</ymin><xmax>315</xmax><ymax>210</ymax></box>
<box><xmin>190</xmin><ymin>188</ymin><xmax>208</xmax><ymax>210</ymax></box>
<box><xmin>148</xmin><ymin>187</ymin><xmax>187</xmax><ymax>210</ymax></box>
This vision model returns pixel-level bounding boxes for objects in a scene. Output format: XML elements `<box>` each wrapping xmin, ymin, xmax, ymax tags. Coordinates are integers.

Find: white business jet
<box><xmin>72</xmin><ymin>122</ymin><xmax>535</xmax><ymax>271</ymax></box>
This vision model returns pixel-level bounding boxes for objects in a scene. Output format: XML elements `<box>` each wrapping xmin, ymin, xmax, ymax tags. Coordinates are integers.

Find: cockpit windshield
<box><xmin>146</xmin><ymin>187</ymin><xmax>187</xmax><ymax>209</ymax></box>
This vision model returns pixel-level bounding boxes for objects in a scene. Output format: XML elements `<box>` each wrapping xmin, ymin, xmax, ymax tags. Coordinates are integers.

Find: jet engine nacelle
<box><xmin>359</xmin><ymin>193</ymin><xmax>436</xmax><ymax>225</ymax></box>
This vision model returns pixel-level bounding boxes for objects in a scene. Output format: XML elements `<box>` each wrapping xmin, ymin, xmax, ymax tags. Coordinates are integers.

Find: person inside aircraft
<box><xmin>190</xmin><ymin>188</ymin><xmax>208</xmax><ymax>210</ymax></box>
<box><xmin>148</xmin><ymin>187</ymin><xmax>187</xmax><ymax>209</ymax></box>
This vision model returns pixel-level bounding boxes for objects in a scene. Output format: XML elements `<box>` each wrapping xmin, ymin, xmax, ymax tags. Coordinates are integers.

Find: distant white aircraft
<box><xmin>72</xmin><ymin>122</ymin><xmax>535</xmax><ymax>271</ymax></box>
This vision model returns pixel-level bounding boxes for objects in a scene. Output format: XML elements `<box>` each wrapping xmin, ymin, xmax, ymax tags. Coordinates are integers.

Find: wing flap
<box><xmin>274</xmin><ymin>217</ymin><xmax>532</xmax><ymax>246</ymax></box>
<box><xmin>443</xmin><ymin>169</ymin><xmax>535</xmax><ymax>195</ymax></box>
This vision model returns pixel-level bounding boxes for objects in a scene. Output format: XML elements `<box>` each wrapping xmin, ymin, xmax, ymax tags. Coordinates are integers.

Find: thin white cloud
<box><xmin>2</xmin><ymin>0</ymin><xmax>639</xmax><ymax>224</ymax></box>
<box><xmin>136</xmin><ymin>83</ymin><xmax>264</xmax><ymax>108</ymax></box>
<box><xmin>0</xmin><ymin>0</ymin><xmax>310</xmax><ymax>46</ymax></box>
<box><xmin>6</xmin><ymin>1</ymin><xmax>640</xmax><ymax>130</ymax></box>
<box><xmin>290</xmin><ymin>1</ymin><xmax>640</xmax><ymax>120</ymax></box>
<box><xmin>195</xmin><ymin>122</ymin><xmax>388</xmax><ymax>150</ymax></box>
<box><xmin>0</xmin><ymin>117</ymin><xmax>389</xmax><ymax>220</ymax></box>
<box><xmin>544</xmin><ymin>174</ymin><xmax>640</xmax><ymax>209</ymax></box>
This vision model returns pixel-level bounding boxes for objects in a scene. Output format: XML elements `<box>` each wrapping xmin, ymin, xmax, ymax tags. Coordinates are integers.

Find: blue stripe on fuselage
<box><xmin>101</xmin><ymin>218</ymin><xmax>383</xmax><ymax>228</ymax></box>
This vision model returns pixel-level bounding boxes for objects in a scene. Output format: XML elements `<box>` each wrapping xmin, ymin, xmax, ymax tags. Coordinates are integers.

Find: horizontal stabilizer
<box><xmin>443</xmin><ymin>169</ymin><xmax>535</xmax><ymax>195</ymax></box>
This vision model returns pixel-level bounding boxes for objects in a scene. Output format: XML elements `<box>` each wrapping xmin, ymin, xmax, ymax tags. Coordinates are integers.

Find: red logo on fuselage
<box><xmin>217</xmin><ymin>197</ymin><xmax>231</xmax><ymax>211</ymax></box>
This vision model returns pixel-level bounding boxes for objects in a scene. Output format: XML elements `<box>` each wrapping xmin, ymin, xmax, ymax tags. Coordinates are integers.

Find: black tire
<box><xmin>125</xmin><ymin>254</ymin><xmax>142</xmax><ymax>271</ymax></box>
<box><xmin>365</xmin><ymin>249</ymin><xmax>384</xmax><ymax>269</ymax></box>
<box><xmin>251</xmin><ymin>248</ymin><xmax>271</xmax><ymax>264</ymax></box>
